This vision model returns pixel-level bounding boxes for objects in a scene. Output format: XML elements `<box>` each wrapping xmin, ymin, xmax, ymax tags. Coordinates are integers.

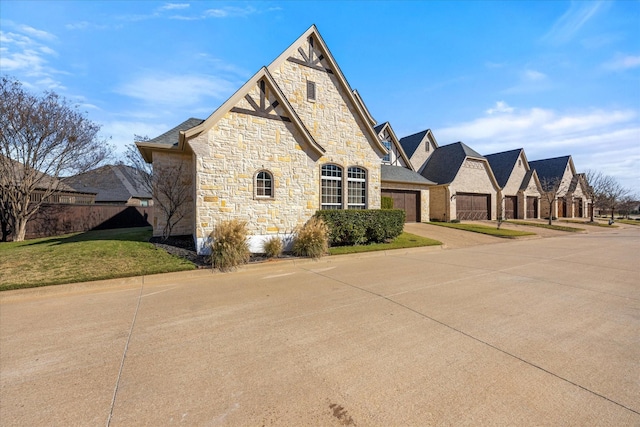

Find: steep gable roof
<box><xmin>65</xmin><ymin>164</ymin><xmax>151</xmax><ymax>203</ymax></box>
<box><xmin>182</xmin><ymin>66</ymin><xmax>324</xmax><ymax>156</ymax></box>
<box><xmin>420</xmin><ymin>141</ymin><xmax>486</xmax><ymax>185</ymax></box>
<box><xmin>484</xmin><ymin>148</ymin><xmax>524</xmax><ymax>188</ymax></box>
<box><xmin>375</xmin><ymin>121</ymin><xmax>414</xmax><ymax>171</ymax></box>
<box><xmin>529</xmin><ymin>155</ymin><xmax>573</xmax><ymax>183</ymax></box>
<box><xmin>519</xmin><ymin>168</ymin><xmax>542</xmax><ymax>192</ymax></box>
<box><xmin>352</xmin><ymin>89</ymin><xmax>376</xmax><ymax>127</ymax></box>
<box><xmin>399</xmin><ymin>130</ymin><xmax>430</xmax><ymax>158</ymax></box>
<box><xmin>267</xmin><ymin>25</ymin><xmax>388</xmax><ymax>155</ymax></box>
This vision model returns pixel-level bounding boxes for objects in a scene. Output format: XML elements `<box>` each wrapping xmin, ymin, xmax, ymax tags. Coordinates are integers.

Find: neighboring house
<box><xmin>399</xmin><ymin>129</ymin><xmax>439</xmax><ymax>173</ymax></box>
<box><xmin>65</xmin><ymin>164</ymin><xmax>153</xmax><ymax>206</ymax></box>
<box><xmin>376</xmin><ymin>122</ymin><xmax>434</xmax><ymax>222</ymax></box>
<box><xmin>419</xmin><ymin>142</ymin><xmax>500</xmax><ymax>221</ymax></box>
<box><xmin>136</xmin><ymin>26</ymin><xmax>388</xmax><ymax>253</ymax></box>
<box><xmin>485</xmin><ymin>148</ymin><xmax>542</xmax><ymax>220</ymax></box>
<box><xmin>529</xmin><ymin>156</ymin><xmax>590</xmax><ymax>218</ymax></box>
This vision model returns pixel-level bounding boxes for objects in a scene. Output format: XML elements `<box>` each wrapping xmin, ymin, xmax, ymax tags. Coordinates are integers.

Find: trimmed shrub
<box><xmin>450</xmin><ymin>219</ymin><xmax>460</xmax><ymax>223</ymax></box>
<box><xmin>209</xmin><ymin>219</ymin><xmax>250</xmax><ymax>271</ymax></box>
<box><xmin>292</xmin><ymin>217</ymin><xmax>329</xmax><ymax>258</ymax></box>
<box><xmin>315</xmin><ymin>209</ymin><xmax>405</xmax><ymax>246</ymax></box>
<box><xmin>381</xmin><ymin>196</ymin><xmax>394</xmax><ymax>210</ymax></box>
<box><xmin>262</xmin><ymin>236</ymin><xmax>283</xmax><ymax>258</ymax></box>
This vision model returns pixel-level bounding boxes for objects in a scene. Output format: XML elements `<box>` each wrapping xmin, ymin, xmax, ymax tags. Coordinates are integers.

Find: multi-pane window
<box><xmin>321</xmin><ymin>164</ymin><xmax>342</xmax><ymax>209</ymax></box>
<box><xmin>347</xmin><ymin>167</ymin><xmax>366</xmax><ymax>209</ymax></box>
<box><xmin>382</xmin><ymin>140</ymin><xmax>392</xmax><ymax>163</ymax></box>
<box><xmin>256</xmin><ymin>170</ymin><xmax>273</xmax><ymax>198</ymax></box>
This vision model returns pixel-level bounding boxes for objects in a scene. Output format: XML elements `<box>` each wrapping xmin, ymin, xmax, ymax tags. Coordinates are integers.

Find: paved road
<box><xmin>1</xmin><ymin>225</ymin><xmax>639</xmax><ymax>426</ymax></box>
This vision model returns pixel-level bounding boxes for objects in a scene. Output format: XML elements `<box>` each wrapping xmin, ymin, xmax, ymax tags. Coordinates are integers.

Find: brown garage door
<box><xmin>557</xmin><ymin>198</ymin><xmax>566</xmax><ymax>218</ymax></box>
<box><xmin>526</xmin><ymin>197</ymin><xmax>538</xmax><ymax>219</ymax></box>
<box><xmin>382</xmin><ymin>190</ymin><xmax>420</xmax><ymax>222</ymax></box>
<box><xmin>504</xmin><ymin>196</ymin><xmax>517</xmax><ymax>219</ymax></box>
<box><xmin>456</xmin><ymin>193</ymin><xmax>490</xmax><ymax>220</ymax></box>
<box><xmin>574</xmin><ymin>198</ymin><xmax>583</xmax><ymax>217</ymax></box>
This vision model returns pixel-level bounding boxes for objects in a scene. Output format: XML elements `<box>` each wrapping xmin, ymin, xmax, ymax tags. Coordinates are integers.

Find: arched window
<box><xmin>255</xmin><ymin>170</ymin><xmax>274</xmax><ymax>198</ymax></box>
<box><xmin>321</xmin><ymin>164</ymin><xmax>342</xmax><ymax>209</ymax></box>
<box><xmin>347</xmin><ymin>167</ymin><xmax>367</xmax><ymax>209</ymax></box>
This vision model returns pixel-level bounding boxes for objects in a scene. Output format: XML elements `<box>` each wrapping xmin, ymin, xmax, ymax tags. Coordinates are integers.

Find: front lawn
<box><xmin>616</xmin><ymin>219</ymin><xmax>640</xmax><ymax>226</ymax></box>
<box><xmin>506</xmin><ymin>220</ymin><xmax>585</xmax><ymax>232</ymax></box>
<box><xmin>329</xmin><ymin>232</ymin><xmax>442</xmax><ymax>255</ymax></box>
<box><xmin>430</xmin><ymin>222</ymin><xmax>536</xmax><ymax>237</ymax></box>
<box><xmin>0</xmin><ymin>227</ymin><xmax>195</xmax><ymax>291</ymax></box>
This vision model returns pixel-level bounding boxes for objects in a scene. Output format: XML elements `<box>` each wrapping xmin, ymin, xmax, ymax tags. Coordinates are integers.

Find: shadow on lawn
<box><xmin>19</xmin><ymin>226</ymin><xmax>153</xmax><ymax>247</ymax></box>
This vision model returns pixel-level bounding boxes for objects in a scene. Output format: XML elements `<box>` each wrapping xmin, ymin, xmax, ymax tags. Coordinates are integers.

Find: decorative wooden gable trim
<box><xmin>377</xmin><ymin>122</ymin><xmax>414</xmax><ymax>171</ymax></box>
<box><xmin>268</xmin><ymin>25</ymin><xmax>388</xmax><ymax>155</ymax></box>
<box><xmin>180</xmin><ymin>67</ymin><xmax>324</xmax><ymax>156</ymax></box>
<box><xmin>230</xmin><ymin>79</ymin><xmax>291</xmax><ymax>123</ymax></box>
<box><xmin>287</xmin><ymin>35</ymin><xmax>333</xmax><ymax>74</ymax></box>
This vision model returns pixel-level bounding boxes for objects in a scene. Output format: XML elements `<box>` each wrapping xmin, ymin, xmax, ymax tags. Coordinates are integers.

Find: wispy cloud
<box><xmin>204</xmin><ymin>5</ymin><xmax>257</xmax><ymax>18</ymax></box>
<box><xmin>435</xmin><ymin>104</ymin><xmax>639</xmax><ymax>188</ymax></box>
<box><xmin>502</xmin><ymin>68</ymin><xmax>551</xmax><ymax>94</ymax></box>
<box><xmin>159</xmin><ymin>3</ymin><xmax>190</xmax><ymax>12</ymax></box>
<box><xmin>115</xmin><ymin>73</ymin><xmax>236</xmax><ymax>108</ymax></box>
<box><xmin>541</xmin><ymin>1</ymin><xmax>607</xmax><ymax>45</ymax></box>
<box><xmin>19</xmin><ymin>25</ymin><xmax>56</xmax><ymax>41</ymax></box>
<box><xmin>602</xmin><ymin>54</ymin><xmax>640</xmax><ymax>71</ymax></box>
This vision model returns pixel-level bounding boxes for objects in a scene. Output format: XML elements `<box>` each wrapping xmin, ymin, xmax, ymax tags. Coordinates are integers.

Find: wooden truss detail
<box><xmin>287</xmin><ymin>36</ymin><xmax>333</xmax><ymax>74</ymax></box>
<box><xmin>230</xmin><ymin>80</ymin><xmax>291</xmax><ymax>122</ymax></box>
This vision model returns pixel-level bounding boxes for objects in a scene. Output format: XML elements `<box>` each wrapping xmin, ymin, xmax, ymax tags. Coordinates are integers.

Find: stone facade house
<box><xmin>376</xmin><ymin>122</ymin><xmax>434</xmax><ymax>222</ymax></box>
<box><xmin>485</xmin><ymin>148</ymin><xmax>542</xmax><ymax>220</ymax></box>
<box><xmin>419</xmin><ymin>142</ymin><xmax>500</xmax><ymax>221</ymax></box>
<box><xmin>529</xmin><ymin>156</ymin><xmax>591</xmax><ymax>219</ymax></box>
<box><xmin>398</xmin><ymin>129</ymin><xmax>439</xmax><ymax>173</ymax></box>
<box><xmin>136</xmin><ymin>26</ymin><xmax>388</xmax><ymax>253</ymax></box>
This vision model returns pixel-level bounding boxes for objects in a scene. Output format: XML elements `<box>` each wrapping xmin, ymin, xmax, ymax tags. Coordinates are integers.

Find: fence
<box><xmin>18</xmin><ymin>204</ymin><xmax>154</xmax><ymax>240</ymax></box>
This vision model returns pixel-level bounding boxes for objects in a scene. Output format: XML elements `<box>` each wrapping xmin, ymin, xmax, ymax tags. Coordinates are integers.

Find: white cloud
<box><xmin>541</xmin><ymin>1</ymin><xmax>607</xmax><ymax>45</ymax></box>
<box><xmin>435</xmin><ymin>105</ymin><xmax>639</xmax><ymax>190</ymax></box>
<box><xmin>602</xmin><ymin>54</ymin><xmax>640</xmax><ymax>71</ymax></box>
<box><xmin>523</xmin><ymin>69</ymin><xmax>547</xmax><ymax>81</ymax></box>
<box><xmin>486</xmin><ymin>101</ymin><xmax>514</xmax><ymax>115</ymax></box>
<box><xmin>204</xmin><ymin>6</ymin><xmax>257</xmax><ymax>18</ymax></box>
<box><xmin>115</xmin><ymin>73</ymin><xmax>236</xmax><ymax>107</ymax></box>
<box><xmin>19</xmin><ymin>25</ymin><xmax>56</xmax><ymax>41</ymax></box>
<box><xmin>159</xmin><ymin>3</ymin><xmax>190</xmax><ymax>11</ymax></box>
<box><xmin>100</xmin><ymin>120</ymin><xmax>170</xmax><ymax>155</ymax></box>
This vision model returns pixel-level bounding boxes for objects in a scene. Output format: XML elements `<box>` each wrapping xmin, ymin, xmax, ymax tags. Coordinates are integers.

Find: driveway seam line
<box><xmin>106</xmin><ymin>283</ymin><xmax>144</xmax><ymax>427</ymax></box>
<box><xmin>304</xmin><ymin>268</ymin><xmax>640</xmax><ymax>417</ymax></box>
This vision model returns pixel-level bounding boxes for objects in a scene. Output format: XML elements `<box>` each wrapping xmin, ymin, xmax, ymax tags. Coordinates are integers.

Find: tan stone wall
<box><xmin>449</xmin><ymin>159</ymin><xmax>498</xmax><ymax>220</ymax></box>
<box><xmin>429</xmin><ymin>186</ymin><xmax>449</xmax><ymax>221</ymax></box>
<box><xmin>502</xmin><ymin>155</ymin><xmax>527</xmax><ymax>195</ymax></box>
<box><xmin>189</xmin><ymin>42</ymin><xmax>383</xmax><ymax>252</ymax></box>
<box><xmin>150</xmin><ymin>151</ymin><xmax>194</xmax><ymax>238</ymax></box>
<box><xmin>381</xmin><ymin>181</ymin><xmax>430</xmax><ymax>222</ymax></box>
<box><xmin>410</xmin><ymin>139</ymin><xmax>435</xmax><ymax>173</ymax></box>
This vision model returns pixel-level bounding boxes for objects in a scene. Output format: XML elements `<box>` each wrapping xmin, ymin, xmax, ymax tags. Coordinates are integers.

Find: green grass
<box><xmin>616</xmin><ymin>219</ymin><xmax>640</xmax><ymax>226</ymax></box>
<box><xmin>505</xmin><ymin>220</ymin><xmax>585</xmax><ymax>232</ymax></box>
<box><xmin>430</xmin><ymin>222</ymin><xmax>536</xmax><ymax>237</ymax></box>
<box><xmin>0</xmin><ymin>227</ymin><xmax>195</xmax><ymax>291</ymax></box>
<box><xmin>558</xmin><ymin>219</ymin><xmax>616</xmax><ymax>228</ymax></box>
<box><xmin>328</xmin><ymin>232</ymin><xmax>442</xmax><ymax>255</ymax></box>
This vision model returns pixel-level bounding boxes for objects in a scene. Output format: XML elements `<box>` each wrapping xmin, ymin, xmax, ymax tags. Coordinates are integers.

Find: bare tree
<box><xmin>539</xmin><ymin>176</ymin><xmax>565</xmax><ymax>225</ymax></box>
<box><xmin>0</xmin><ymin>186</ymin><xmax>13</xmax><ymax>241</ymax></box>
<box><xmin>617</xmin><ymin>194</ymin><xmax>637</xmax><ymax>219</ymax></box>
<box><xmin>0</xmin><ymin>77</ymin><xmax>111</xmax><ymax>241</ymax></box>
<box><xmin>585</xmin><ymin>170</ymin><xmax>630</xmax><ymax>220</ymax></box>
<box><xmin>122</xmin><ymin>143</ymin><xmax>192</xmax><ymax>241</ymax></box>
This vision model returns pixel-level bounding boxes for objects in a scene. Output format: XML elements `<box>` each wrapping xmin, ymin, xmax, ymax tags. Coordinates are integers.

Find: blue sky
<box><xmin>1</xmin><ymin>1</ymin><xmax>639</xmax><ymax>191</ymax></box>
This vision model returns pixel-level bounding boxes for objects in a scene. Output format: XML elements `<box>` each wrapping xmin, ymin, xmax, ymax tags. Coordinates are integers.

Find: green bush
<box><xmin>262</xmin><ymin>236</ymin><xmax>283</xmax><ymax>258</ymax></box>
<box><xmin>314</xmin><ymin>209</ymin><xmax>405</xmax><ymax>246</ymax></box>
<box><xmin>450</xmin><ymin>219</ymin><xmax>460</xmax><ymax>223</ymax></box>
<box><xmin>381</xmin><ymin>196</ymin><xmax>394</xmax><ymax>209</ymax></box>
<box><xmin>209</xmin><ymin>219</ymin><xmax>250</xmax><ymax>271</ymax></box>
<box><xmin>292</xmin><ymin>217</ymin><xmax>329</xmax><ymax>258</ymax></box>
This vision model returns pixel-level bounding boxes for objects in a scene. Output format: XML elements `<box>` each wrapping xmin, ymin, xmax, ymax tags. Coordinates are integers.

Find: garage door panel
<box><xmin>382</xmin><ymin>190</ymin><xmax>420</xmax><ymax>222</ymax></box>
<box><xmin>505</xmin><ymin>196</ymin><xmax>517</xmax><ymax>220</ymax></box>
<box><xmin>457</xmin><ymin>193</ymin><xmax>490</xmax><ymax>221</ymax></box>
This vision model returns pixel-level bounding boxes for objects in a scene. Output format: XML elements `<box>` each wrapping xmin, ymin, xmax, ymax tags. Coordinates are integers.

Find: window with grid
<box><xmin>382</xmin><ymin>140</ymin><xmax>391</xmax><ymax>163</ymax></box>
<box><xmin>347</xmin><ymin>167</ymin><xmax>366</xmax><ymax>209</ymax></box>
<box><xmin>256</xmin><ymin>170</ymin><xmax>274</xmax><ymax>198</ymax></box>
<box><xmin>321</xmin><ymin>164</ymin><xmax>342</xmax><ymax>209</ymax></box>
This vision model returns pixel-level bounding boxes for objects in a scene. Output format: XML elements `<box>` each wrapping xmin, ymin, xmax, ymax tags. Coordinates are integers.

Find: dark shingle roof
<box><xmin>145</xmin><ymin>117</ymin><xmax>204</xmax><ymax>146</ymax></box>
<box><xmin>399</xmin><ymin>129</ymin><xmax>429</xmax><ymax>158</ymax></box>
<box><xmin>484</xmin><ymin>148</ymin><xmax>523</xmax><ymax>188</ymax></box>
<box><xmin>519</xmin><ymin>169</ymin><xmax>535</xmax><ymax>191</ymax></box>
<box><xmin>528</xmin><ymin>156</ymin><xmax>570</xmax><ymax>183</ymax></box>
<box><xmin>420</xmin><ymin>141</ymin><xmax>485</xmax><ymax>185</ymax></box>
<box><xmin>373</xmin><ymin>122</ymin><xmax>388</xmax><ymax>133</ymax></box>
<box><xmin>381</xmin><ymin>164</ymin><xmax>434</xmax><ymax>185</ymax></box>
<box><xmin>65</xmin><ymin>164</ymin><xmax>151</xmax><ymax>203</ymax></box>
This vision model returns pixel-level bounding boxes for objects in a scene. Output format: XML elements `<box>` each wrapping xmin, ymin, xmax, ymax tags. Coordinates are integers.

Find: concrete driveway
<box><xmin>1</xmin><ymin>225</ymin><xmax>639</xmax><ymax>426</ymax></box>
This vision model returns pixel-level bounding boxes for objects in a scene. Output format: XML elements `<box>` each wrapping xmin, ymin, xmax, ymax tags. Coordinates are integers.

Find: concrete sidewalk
<box><xmin>1</xmin><ymin>226</ymin><xmax>639</xmax><ymax>425</ymax></box>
